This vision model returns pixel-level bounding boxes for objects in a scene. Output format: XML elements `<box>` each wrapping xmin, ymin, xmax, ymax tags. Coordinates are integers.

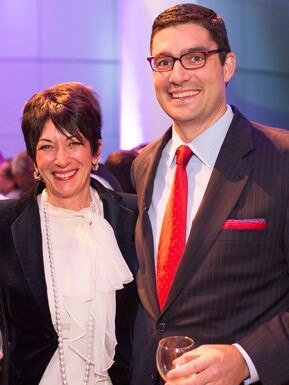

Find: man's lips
<box><xmin>52</xmin><ymin>170</ymin><xmax>77</xmax><ymax>179</ymax></box>
<box><xmin>170</xmin><ymin>90</ymin><xmax>200</xmax><ymax>99</ymax></box>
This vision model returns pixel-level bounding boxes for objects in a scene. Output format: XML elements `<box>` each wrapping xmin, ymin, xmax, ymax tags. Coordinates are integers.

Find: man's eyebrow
<box><xmin>153</xmin><ymin>46</ymin><xmax>211</xmax><ymax>57</ymax></box>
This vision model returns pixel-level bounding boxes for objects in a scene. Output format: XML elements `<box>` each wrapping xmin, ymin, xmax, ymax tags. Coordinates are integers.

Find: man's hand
<box><xmin>165</xmin><ymin>344</ymin><xmax>249</xmax><ymax>385</ymax></box>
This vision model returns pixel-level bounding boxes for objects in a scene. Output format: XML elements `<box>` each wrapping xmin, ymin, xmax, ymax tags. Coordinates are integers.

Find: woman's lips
<box><xmin>53</xmin><ymin>169</ymin><xmax>77</xmax><ymax>180</ymax></box>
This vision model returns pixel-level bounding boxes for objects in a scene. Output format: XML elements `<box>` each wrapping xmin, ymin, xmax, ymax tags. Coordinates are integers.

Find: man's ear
<box><xmin>223</xmin><ymin>52</ymin><xmax>236</xmax><ymax>83</ymax></box>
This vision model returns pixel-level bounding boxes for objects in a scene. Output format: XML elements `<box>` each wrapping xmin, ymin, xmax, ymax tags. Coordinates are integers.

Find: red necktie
<box><xmin>157</xmin><ymin>145</ymin><xmax>193</xmax><ymax>310</ymax></box>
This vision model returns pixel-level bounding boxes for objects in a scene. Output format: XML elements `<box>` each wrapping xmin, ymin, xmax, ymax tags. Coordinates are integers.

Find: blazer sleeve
<box><xmin>107</xmin><ymin>192</ymin><xmax>139</xmax><ymax>385</ymax></box>
<box><xmin>0</xmin><ymin>281</ymin><xmax>9</xmax><ymax>385</ymax></box>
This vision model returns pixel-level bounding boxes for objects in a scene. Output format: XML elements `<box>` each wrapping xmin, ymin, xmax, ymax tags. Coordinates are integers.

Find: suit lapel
<box><xmin>136</xmin><ymin>210</ymin><xmax>159</xmax><ymax>319</ymax></box>
<box><xmin>135</xmin><ymin>130</ymin><xmax>173</xmax><ymax>319</ymax></box>
<box><xmin>139</xmin><ymin>131</ymin><xmax>172</xmax><ymax>212</ymax></box>
<box><xmin>164</xmin><ymin>110</ymin><xmax>255</xmax><ymax>311</ymax></box>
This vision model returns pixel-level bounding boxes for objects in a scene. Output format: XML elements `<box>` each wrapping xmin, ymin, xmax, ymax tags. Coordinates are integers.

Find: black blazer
<box><xmin>0</xmin><ymin>282</ymin><xmax>9</xmax><ymax>385</ymax></box>
<box><xmin>0</xmin><ymin>178</ymin><xmax>138</xmax><ymax>385</ymax></box>
<box><xmin>130</xmin><ymin>106</ymin><xmax>289</xmax><ymax>385</ymax></box>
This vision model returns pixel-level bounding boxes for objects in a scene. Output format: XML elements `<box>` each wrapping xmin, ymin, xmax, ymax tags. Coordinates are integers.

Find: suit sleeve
<box><xmin>237</xmin><ymin>202</ymin><xmax>289</xmax><ymax>385</ymax></box>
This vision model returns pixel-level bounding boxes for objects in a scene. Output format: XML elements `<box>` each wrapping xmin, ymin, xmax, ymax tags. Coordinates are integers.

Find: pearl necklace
<box><xmin>43</xmin><ymin>196</ymin><xmax>95</xmax><ymax>385</ymax></box>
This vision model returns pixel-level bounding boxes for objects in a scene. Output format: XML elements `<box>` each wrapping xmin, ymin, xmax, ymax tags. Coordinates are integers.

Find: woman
<box><xmin>0</xmin><ymin>82</ymin><xmax>138</xmax><ymax>385</ymax></box>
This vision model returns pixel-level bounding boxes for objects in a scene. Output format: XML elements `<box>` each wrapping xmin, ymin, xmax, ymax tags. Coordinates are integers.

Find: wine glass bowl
<box><xmin>156</xmin><ymin>335</ymin><xmax>194</xmax><ymax>381</ymax></box>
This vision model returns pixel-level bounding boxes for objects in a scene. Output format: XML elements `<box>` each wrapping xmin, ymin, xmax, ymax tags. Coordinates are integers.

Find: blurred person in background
<box><xmin>91</xmin><ymin>162</ymin><xmax>123</xmax><ymax>191</ymax></box>
<box><xmin>11</xmin><ymin>150</ymin><xmax>35</xmax><ymax>196</ymax></box>
<box><xmin>131</xmin><ymin>143</ymin><xmax>147</xmax><ymax>154</ymax></box>
<box><xmin>0</xmin><ymin>159</ymin><xmax>20</xmax><ymax>198</ymax></box>
<box><xmin>104</xmin><ymin>149</ymin><xmax>139</xmax><ymax>194</ymax></box>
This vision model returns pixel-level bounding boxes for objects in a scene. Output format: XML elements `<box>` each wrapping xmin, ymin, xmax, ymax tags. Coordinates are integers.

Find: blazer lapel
<box><xmin>90</xmin><ymin>177</ymin><xmax>130</xmax><ymax>231</ymax></box>
<box><xmin>136</xmin><ymin>130</ymin><xmax>173</xmax><ymax>319</ymax></box>
<box><xmin>91</xmin><ymin>178</ymin><xmax>138</xmax><ymax>275</ymax></box>
<box><xmin>164</xmin><ymin>110</ymin><xmax>255</xmax><ymax>311</ymax></box>
<box><xmin>12</xmin><ymin>195</ymin><xmax>52</xmax><ymax>326</ymax></box>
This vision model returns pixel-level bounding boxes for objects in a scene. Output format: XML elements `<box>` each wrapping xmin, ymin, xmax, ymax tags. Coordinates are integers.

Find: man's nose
<box><xmin>168</xmin><ymin>60</ymin><xmax>190</xmax><ymax>83</ymax></box>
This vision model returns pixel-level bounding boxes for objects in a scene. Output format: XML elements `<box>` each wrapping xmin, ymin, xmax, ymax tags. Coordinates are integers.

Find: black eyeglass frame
<box><xmin>147</xmin><ymin>49</ymin><xmax>229</xmax><ymax>72</ymax></box>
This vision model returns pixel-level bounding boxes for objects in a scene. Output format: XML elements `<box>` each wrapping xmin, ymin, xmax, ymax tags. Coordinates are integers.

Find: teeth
<box><xmin>171</xmin><ymin>90</ymin><xmax>197</xmax><ymax>98</ymax></box>
<box><xmin>54</xmin><ymin>170</ymin><xmax>76</xmax><ymax>178</ymax></box>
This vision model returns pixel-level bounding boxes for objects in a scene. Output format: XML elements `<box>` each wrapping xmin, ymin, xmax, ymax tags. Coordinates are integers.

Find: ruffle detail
<box><xmin>39</xmin><ymin>188</ymin><xmax>133</xmax><ymax>382</ymax></box>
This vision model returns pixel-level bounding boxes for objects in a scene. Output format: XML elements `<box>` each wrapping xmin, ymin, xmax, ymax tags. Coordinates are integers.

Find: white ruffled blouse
<box><xmin>38</xmin><ymin>188</ymin><xmax>133</xmax><ymax>384</ymax></box>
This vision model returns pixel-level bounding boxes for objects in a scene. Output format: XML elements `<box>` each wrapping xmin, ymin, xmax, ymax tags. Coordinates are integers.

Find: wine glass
<box><xmin>156</xmin><ymin>335</ymin><xmax>194</xmax><ymax>382</ymax></box>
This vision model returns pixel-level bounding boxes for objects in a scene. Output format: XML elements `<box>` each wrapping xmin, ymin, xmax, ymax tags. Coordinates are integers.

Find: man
<box><xmin>131</xmin><ymin>3</ymin><xmax>289</xmax><ymax>385</ymax></box>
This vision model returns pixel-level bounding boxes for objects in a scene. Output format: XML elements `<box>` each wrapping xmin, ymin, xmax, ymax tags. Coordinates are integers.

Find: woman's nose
<box><xmin>55</xmin><ymin>146</ymin><xmax>69</xmax><ymax>166</ymax></box>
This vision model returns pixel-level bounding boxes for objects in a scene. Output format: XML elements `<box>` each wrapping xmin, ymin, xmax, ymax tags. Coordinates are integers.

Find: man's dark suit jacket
<box><xmin>0</xmin><ymin>178</ymin><xmax>138</xmax><ymax>385</ymax></box>
<box><xmin>130</xmin><ymin>106</ymin><xmax>289</xmax><ymax>385</ymax></box>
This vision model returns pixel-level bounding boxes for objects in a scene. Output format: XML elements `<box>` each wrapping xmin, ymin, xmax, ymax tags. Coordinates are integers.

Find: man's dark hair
<box><xmin>150</xmin><ymin>3</ymin><xmax>231</xmax><ymax>65</ymax></box>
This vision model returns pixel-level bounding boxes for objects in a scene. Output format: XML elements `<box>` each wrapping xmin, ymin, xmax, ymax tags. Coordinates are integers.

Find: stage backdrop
<box><xmin>0</xmin><ymin>0</ymin><xmax>289</xmax><ymax>161</ymax></box>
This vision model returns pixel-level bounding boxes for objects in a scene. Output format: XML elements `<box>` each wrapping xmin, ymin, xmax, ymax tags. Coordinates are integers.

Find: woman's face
<box><xmin>35</xmin><ymin>119</ymin><xmax>100</xmax><ymax>210</ymax></box>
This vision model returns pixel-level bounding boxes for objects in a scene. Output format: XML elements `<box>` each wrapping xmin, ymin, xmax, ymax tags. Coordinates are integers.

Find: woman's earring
<box><xmin>91</xmin><ymin>163</ymin><xmax>99</xmax><ymax>172</ymax></box>
<box><xmin>33</xmin><ymin>169</ymin><xmax>41</xmax><ymax>180</ymax></box>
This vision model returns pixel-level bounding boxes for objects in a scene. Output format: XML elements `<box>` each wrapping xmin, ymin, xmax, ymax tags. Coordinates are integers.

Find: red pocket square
<box><xmin>222</xmin><ymin>218</ymin><xmax>267</xmax><ymax>230</ymax></box>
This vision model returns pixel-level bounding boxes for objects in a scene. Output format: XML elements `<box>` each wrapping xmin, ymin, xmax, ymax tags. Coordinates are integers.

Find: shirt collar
<box><xmin>170</xmin><ymin>104</ymin><xmax>234</xmax><ymax>168</ymax></box>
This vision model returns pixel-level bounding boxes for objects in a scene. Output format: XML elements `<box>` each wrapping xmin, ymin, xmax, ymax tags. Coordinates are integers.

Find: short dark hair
<box><xmin>21</xmin><ymin>82</ymin><xmax>102</xmax><ymax>162</ymax></box>
<box><xmin>150</xmin><ymin>3</ymin><xmax>231</xmax><ymax>65</ymax></box>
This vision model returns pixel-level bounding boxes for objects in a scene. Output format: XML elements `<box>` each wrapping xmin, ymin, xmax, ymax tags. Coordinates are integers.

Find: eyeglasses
<box><xmin>147</xmin><ymin>49</ymin><xmax>228</xmax><ymax>72</ymax></box>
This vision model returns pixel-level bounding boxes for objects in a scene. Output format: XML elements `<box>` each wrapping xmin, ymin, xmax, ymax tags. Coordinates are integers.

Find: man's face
<box><xmin>151</xmin><ymin>23</ymin><xmax>236</xmax><ymax>141</ymax></box>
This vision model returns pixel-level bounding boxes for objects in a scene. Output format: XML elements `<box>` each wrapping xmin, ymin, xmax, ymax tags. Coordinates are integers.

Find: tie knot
<box><xmin>176</xmin><ymin>145</ymin><xmax>193</xmax><ymax>167</ymax></box>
